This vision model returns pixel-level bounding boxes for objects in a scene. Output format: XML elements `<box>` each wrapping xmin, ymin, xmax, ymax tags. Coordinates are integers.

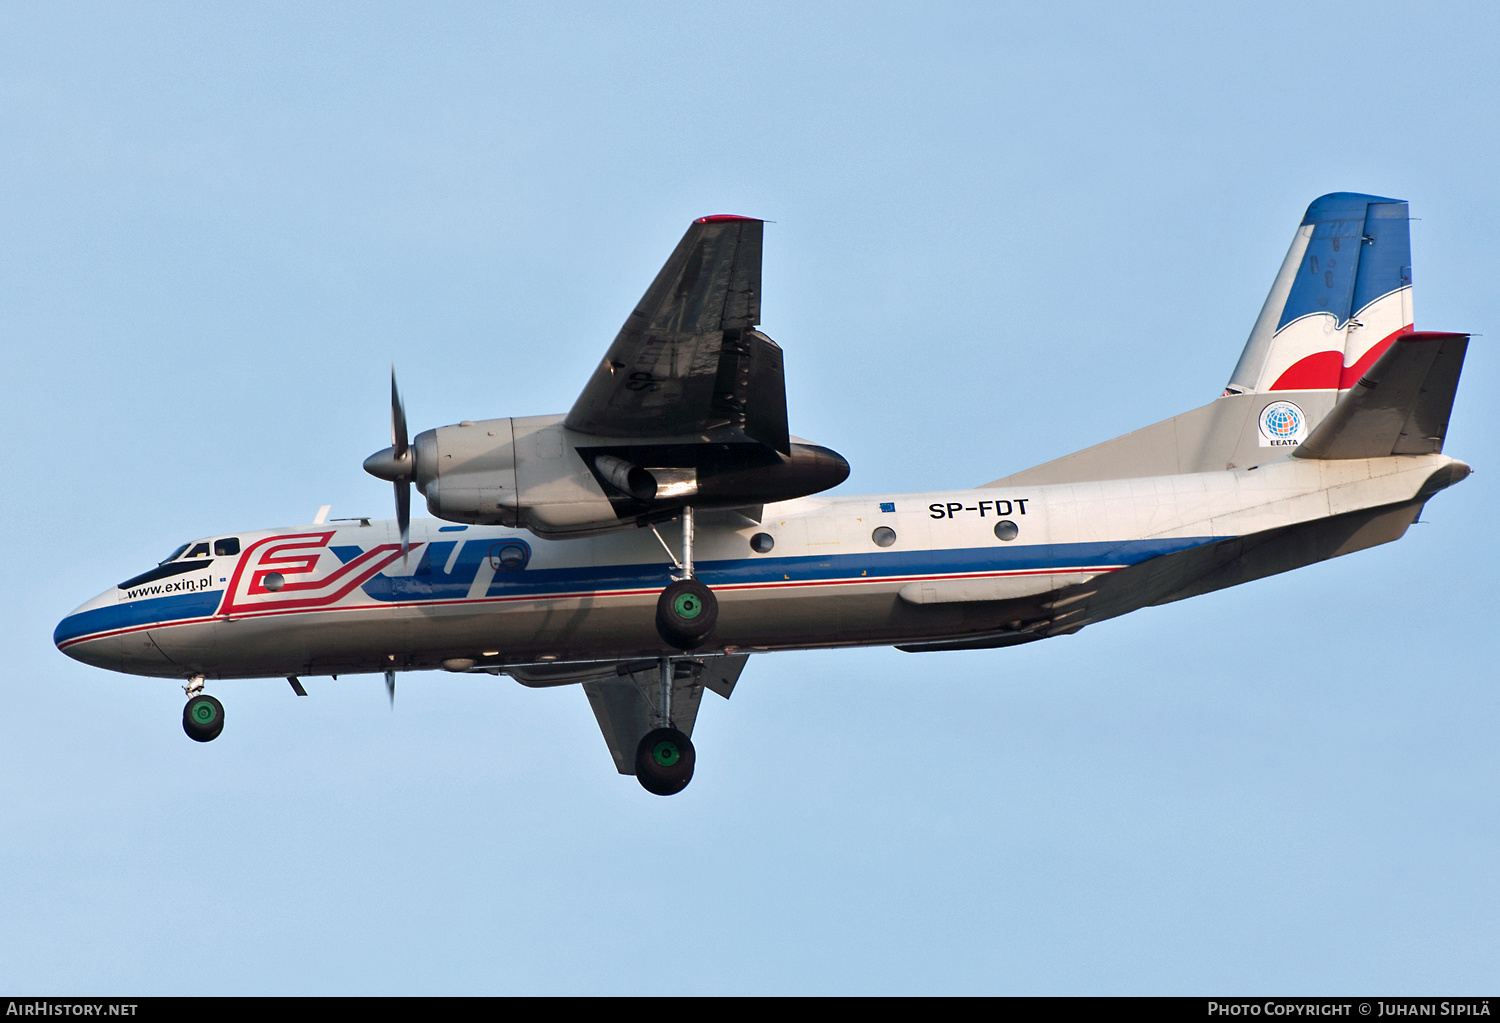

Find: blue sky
<box><xmin>3</xmin><ymin>1</ymin><xmax>1497</xmax><ymax>993</ymax></box>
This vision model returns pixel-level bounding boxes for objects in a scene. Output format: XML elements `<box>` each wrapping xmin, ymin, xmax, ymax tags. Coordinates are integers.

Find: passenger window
<box><xmin>489</xmin><ymin>542</ymin><xmax>530</xmax><ymax>571</ymax></box>
<box><xmin>214</xmin><ymin>538</ymin><xmax>241</xmax><ymax>556</ymax></box>
<box><xmin>185</xmin><ymin>542</ymin><xmax>211</xmax><ymax>558</ymax></box>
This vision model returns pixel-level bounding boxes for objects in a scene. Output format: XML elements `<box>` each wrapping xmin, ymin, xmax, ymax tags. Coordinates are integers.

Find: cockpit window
<box><xmin>213</xmin><ymin>537</ymin><xmax>240</xmax><ymax>556</ymax></box>
<box><xmin>159</xmin><ymin>544</ymin><xmax>190</xmax><ymax>566</ymax></box>
<box><xmin>185</xmin><ymin>542</ymin><xmax>212</xmax><ymax>559</ymax></box>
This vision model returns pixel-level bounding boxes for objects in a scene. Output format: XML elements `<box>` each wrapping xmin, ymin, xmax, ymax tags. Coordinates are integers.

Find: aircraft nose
<box><xmin>55</xmin><ymin>593</ymin><xmax>124</xmax><ymax>670</ymax></box>
<box><xmin>54</xmin><ymin>587</ymin><xmax>175</xmax><ymax>674</ymax></box>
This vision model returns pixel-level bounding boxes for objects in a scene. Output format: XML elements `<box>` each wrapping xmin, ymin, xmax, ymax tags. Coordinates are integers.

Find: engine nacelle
<box><xmin>414</xmin><ymin>414</ymin><xmax>849</xmax><ymax>539</ymax></box>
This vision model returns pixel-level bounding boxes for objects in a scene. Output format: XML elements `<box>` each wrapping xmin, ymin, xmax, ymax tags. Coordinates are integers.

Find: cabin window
<box><xmin>185</xmin><ymin>542</ymin><xmax>211</xmax><ymax>558</ymax></box>
<box><xmin>214</xmin><ymin>538</ymin><xmax>241</xmax><ymax>556</ymax></box>
<box><xmin>159</xmin><ymin>544</ymin><xmax>190</xmax><ymax>566</ymax></box>
<box><xmin>750</xmin><ymin>532</ymin><xmax>774</xmax><ymax>554</ymax></box>
<box><xmin>994</xmin><ymin>520</ymin><xmax>1019</xmax><ymax>541</ymax></box>
<box><xmin>871</xmin><ymin>526</ymin><xmax>897</xmax><ymax>548</ymax></box>
<box><xmin>489</xmin><ymin>542</ymin><xmax>530</xmax><ymax>571</ymax></box>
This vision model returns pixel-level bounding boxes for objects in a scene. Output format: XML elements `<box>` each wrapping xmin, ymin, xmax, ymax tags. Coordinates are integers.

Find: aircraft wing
<box><xmin>582</xmin><ymin>655</ymin><xmax>748</xmax><ymax>775</ymax></box>
<box><xmin>564</xmin><ymin>216</ymin><xmax>790</xmax><ymax>453</ymax></box>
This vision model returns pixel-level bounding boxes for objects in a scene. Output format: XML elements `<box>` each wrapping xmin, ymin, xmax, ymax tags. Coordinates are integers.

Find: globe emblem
<box><xmin>1265</xmin><ymin>405</ymin><xmax>1300</xmax><ymax>437</ymax></box>
<box><xmin>1261</xmin><ymin>402</ymin><xmax>1304</xmax><ymax>442</ymax></box>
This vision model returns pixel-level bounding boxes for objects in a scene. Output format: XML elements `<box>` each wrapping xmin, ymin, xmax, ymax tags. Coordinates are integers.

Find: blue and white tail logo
<box><xmin>1228</xmin><ymin>193</ymin><xmax>1414</xmax><ymax>395</ymax></box>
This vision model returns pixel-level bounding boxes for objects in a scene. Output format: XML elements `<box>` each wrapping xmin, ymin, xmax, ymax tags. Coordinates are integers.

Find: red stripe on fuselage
<box><xmin>57</xmin><ymin>566</ymin><xmax>1124</xmax><ymax>648</ymax></box>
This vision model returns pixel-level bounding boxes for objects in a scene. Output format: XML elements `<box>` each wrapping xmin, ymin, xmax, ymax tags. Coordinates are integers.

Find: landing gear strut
<box><xmin>655</xmin><ymin>507</ymin><xmax>718</xmax><ymax>650</ymax></box>
<box><xmin>635</xmin><ymin>656</ymin><xmax>695</xmax><ymax>796</ymax></box>
<box><xmin>182</xmin><ymin>675</ymin><xmax>224</xmax><ymax>743</ymax></box>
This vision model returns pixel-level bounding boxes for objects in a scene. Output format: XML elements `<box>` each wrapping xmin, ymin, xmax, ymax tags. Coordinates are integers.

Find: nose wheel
<box><xmin>654</xmin><ymin>507</ymin><xmax>719</xmax><ymax>650</ymax></box>
<box><xmin>183</xmin><ymin>693</ymin><xmax>224</xmax><ymax>742</ymax></box>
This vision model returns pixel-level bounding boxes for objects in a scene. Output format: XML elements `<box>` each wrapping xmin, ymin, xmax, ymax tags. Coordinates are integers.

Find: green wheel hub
<box><xmin>634</xmin><ymin>727</ymin><xmax>694</xmax><ymax>794</ymax></box>
<box><xmin>190</xmin><ymin>699</ymin><xmax>217</xmax><ymax>725</ymax></box>
<box><xmin>655</xmin><ymin>581</ymin><xmax>716</xmax><ymax>651</ymax></box>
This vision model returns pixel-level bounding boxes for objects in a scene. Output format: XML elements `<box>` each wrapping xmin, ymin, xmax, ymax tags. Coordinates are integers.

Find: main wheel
<box><xmin>655</xmin><ymin>579</ymin><xmax>718</xmax><ymax>650</ymax></box>
<box><xmin>634</xmin><ymin>727</ymin><xmax>695</xmax><ymax>796</ymax></box>
<box><xmin>182</xmin><ymin>694</ymin><xmax>225</xmax><ymax>743</ymax></box>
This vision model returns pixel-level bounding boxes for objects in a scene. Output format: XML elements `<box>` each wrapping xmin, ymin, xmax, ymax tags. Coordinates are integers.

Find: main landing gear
<box><xmin>642</xmin><ymin>509</ymin><xmax>712</xmax><ymax>794</ymax></box>
<box><xmin>636</xmin><ymin>656</ymin><xmax>695</xmax><ymax>796</ymax></box>
<box><xmin>182</xmin><ymin>676</ymin><xmax>224</xmax><ymax>743</ymax></box>
<box><xmin>655</xmin><ymin>507</ymin><xmax>718</xmax><ymax>650</ymax></box>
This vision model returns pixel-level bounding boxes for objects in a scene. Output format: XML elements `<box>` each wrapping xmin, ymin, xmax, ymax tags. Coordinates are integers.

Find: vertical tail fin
<box><xmin>1227</xmin><ymin>193</ymin><xmax>1413</xmax><ymax>395</ymax></box>
<box><xmin>984</xmin><ymin>193</ymin><xmax>1432</xmax><ymax>488</ymax></box>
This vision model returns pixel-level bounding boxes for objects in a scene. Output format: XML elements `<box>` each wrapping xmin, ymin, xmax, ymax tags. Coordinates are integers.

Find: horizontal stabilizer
<box><xmin>1294</xmin><ymin>332</ymin><xmax>1469</xmax><ymax>460</ymax></box>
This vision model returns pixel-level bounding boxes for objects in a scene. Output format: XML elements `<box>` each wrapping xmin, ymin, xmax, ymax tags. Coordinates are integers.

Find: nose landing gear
<box><xmin>181</xmin><ymin>676</ymin><xmax>224</xmax><ymax>743</ymax></box>
<box><xmin>654</xmin><ymin>507</ymin><xmax>719</xmax><ymax>650</ymax></box>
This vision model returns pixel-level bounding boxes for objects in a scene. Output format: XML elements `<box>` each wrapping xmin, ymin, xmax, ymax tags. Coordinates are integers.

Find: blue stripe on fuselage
<box><xmin>54</xmin><ymin>589</ymin><xmax>222</xmax><ymax>646</ymax></box>
<box><xmin>55</xmin><ymin>535</ymin><xmax>1223</xmax><ymax>643</ymax></box>
<box><xmin>346</xmin><ymin>535</ymin><xmax>1220</xmax><ymax>602</ymax></box>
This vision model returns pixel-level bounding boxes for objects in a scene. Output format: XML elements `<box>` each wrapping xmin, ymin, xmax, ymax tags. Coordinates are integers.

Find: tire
<box><xmin>655</xmin><ymin>579</ymin><xmax>718</xmax><ymax>650</ymax></box>
<box><xmin>182</xmin><ymin>694</ymin><xmax>225</xmax><ymax>743</ymax></box>
<box><xmin>634</xmin><ymin>727</ymin><xmax>696</xmax><ymax>796</ymax></box>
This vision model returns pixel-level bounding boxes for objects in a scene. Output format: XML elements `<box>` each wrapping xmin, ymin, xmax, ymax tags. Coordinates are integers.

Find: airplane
<box><xmin>55</xmin><ymin>193</ymin><xmax>1472</xmax><ymax>795</ymax></box>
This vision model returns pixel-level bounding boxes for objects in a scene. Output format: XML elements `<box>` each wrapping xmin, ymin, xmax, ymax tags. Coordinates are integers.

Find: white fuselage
<box><xmin>56</xmin><ymin>452</ymin><xmax>1459</xmax><ymax>680</ymax></box>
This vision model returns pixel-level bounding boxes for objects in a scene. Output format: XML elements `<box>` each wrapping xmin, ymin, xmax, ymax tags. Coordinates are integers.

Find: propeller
<box><xmin>362</xmin><ymin>367</ymin><xmax>415</xmax><ymax>558</ymax></box>
<box><xmin>385</xmin><ymin>668</ymin><xmax>396</xmax><ymax>708</ymax></box>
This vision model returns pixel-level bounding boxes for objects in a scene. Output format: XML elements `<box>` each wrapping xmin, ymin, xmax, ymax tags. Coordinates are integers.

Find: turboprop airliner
<box><xmin>55</xmin><ymin>194</ymin><xmax>1472</xmax><ymax>795</ymax></box>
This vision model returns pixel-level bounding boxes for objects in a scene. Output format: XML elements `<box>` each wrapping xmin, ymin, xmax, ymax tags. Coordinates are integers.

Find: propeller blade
<box><xmin>382</xmin><ymin>366</ymin><xmax>412</xmax><ymax>560</ymax></box>
<box><xmin>390</xmin><ymin>366</ymin><xmax>409</xmax><ymax>459</ymax></box>
<box><xmin>395</xmin><ymin>480</ymin><xmax>411</xmax><ymax>558</ymax></box>
<box><xmin>385</xmin><ymin>668</ymin><xmax>396</xmax><ymax>707</ymax></box>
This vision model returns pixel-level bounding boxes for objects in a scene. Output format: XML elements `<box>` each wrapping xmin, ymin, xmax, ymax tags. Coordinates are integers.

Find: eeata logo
<box><xmin>1258</xmin><ymin>400</ymin><xmax>1306</xmax><ymax>447</ymax></box>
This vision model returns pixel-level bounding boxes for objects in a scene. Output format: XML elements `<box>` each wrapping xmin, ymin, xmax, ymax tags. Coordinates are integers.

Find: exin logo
<box><xmin>1258</xmin><ymin>400</ymin><xmax>1307</xmax><ymax>447</ymax></box>
<box><xmin>219</xmin><ymin>532</ymin><xmax>421</xmax><ymax>615</ymax></box>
